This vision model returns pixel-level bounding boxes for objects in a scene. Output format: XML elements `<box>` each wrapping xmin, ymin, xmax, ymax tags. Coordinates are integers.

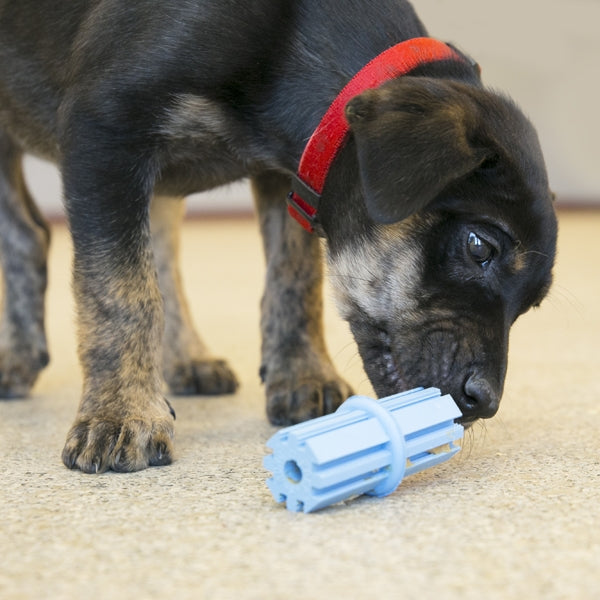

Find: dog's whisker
<box><xmin>519</xmin><ymin>249</ymin><xmax>551</xmax><ymax>259</ymax></box>
<box><xmin>545</xmin><ymin>284</ymin><xmax>585</xmax><ymax>315</ymax></box>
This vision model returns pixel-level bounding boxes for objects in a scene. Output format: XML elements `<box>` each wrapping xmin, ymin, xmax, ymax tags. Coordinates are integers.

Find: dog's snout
<box><xmin>461</xmin><ymin>375</ymin><xmax>500</xmax><ymax>419</ymax></box>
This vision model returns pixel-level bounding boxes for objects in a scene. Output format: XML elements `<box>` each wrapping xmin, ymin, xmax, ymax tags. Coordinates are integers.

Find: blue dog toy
<box><xmin>264</xmin><ymin>387</ymin><xmax>464</xmax><ymax>513</ymax></box>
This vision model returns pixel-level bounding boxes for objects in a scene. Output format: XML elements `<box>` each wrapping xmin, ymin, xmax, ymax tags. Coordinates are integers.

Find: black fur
<box><xmin>0</xmin><ymin>0</ymin><xmax>557</xmax><ymax>471</ymax></box>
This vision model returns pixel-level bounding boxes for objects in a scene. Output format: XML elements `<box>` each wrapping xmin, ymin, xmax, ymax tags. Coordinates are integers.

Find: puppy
<box><xmin>0</xmin><ymin>0</ymin><xmax>557</xmax><ymax>472</ymax></box>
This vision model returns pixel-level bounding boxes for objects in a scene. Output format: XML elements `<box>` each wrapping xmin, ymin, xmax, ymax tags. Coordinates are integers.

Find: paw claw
<box><xmin>149</xmin><ymin>441</ymin><xmax>172</xmax><ymax>467</ymax></box>
<box><xmin>62</xmin><ymin>405</ymin><xmax>175</xmax><ymax>473</ymax></box>
<box><xmin>164</xmin><ymin>397</ymin><xmax>177</xmax><ymax>419</ymax></box>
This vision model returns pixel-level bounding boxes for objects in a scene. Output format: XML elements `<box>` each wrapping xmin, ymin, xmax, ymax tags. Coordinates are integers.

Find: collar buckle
<box><xmin>286</xmin><ymin>174</ymin><xmax>322</xmax><ymax>234</ymax></box>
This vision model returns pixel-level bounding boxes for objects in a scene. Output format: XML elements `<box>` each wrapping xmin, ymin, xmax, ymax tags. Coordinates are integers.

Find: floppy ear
<box><xmin>345</xmin><ymin>77</ymin><xmax>489</xmax><ymax>224</ymax></box>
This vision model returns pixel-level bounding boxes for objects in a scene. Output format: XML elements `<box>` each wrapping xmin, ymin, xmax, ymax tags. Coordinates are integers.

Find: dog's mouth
<box><xmin>378</xmin><ymin>329</ymin><xmax>408</xmax><ymax>392</ymax></box>
<box><xmin>350</xmin><ymin>321</ymin><xmax>410</xmax><ymax>397</ymax></box>
<box><xmin>352</xmin><ymin>321</ymin><xmax>478</xmax><ymax>427</ymax></box>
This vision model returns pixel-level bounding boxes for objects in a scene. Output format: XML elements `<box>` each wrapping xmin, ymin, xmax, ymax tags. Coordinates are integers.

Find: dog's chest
<box><xmin>154</xmin><ymin>93</ymin><xmax>273</xmax><ymax>196</ymax></box>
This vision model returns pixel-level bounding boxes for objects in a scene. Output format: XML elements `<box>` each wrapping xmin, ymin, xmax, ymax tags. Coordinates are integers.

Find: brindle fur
<box><xmin>150</xmin><ymin>195</ymin><xmax>238</xmax><ymax>395</ymax></box>
<box><xmin>252</xmin><ymin>171</ymin><xmax>353</xmax><ymax>425</ymax></box>
<box><xmin>0</xmin><ymin>134</ymin><xmax>50</xmax><ymax>397</ymax></box>
<box><xmin>0</xmin><ymin>0</ymin><xmax>557</xmax><ymax>472</ymax></box>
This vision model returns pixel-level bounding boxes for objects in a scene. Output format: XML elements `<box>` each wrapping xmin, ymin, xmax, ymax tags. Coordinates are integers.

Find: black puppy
<box><xmin>0</xmin><ymin>0</ymin><xmax>557</xmax><ymax>472</ymax></box>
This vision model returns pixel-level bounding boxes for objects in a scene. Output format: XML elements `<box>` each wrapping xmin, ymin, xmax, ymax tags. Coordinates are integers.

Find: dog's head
<box><xmin>322</xmin><ymin>76</ymin><xmax>557</xmax><ymax>423</ymax></box>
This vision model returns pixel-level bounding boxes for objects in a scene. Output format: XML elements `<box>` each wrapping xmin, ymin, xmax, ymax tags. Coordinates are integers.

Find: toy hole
<box><xmin>284</xmin><ymin>460</ymin><xmax>302</xmax><ymax>484</ymax></box>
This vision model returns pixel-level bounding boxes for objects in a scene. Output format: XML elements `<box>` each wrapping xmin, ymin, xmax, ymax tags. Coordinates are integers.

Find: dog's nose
<box><xmin>462</xmin><ymin>375</ymin><xmax>500</xmax><ymax>419</ymax></box>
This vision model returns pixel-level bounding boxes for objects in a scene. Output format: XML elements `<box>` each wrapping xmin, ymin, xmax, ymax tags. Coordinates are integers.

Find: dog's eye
<box><xmin>467</xmin><ymin>232</ymin><xmax>494</xmax><ymax>266</ymax></box>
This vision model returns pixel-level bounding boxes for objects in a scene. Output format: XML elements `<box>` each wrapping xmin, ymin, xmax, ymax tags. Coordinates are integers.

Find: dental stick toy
<box><xmin>264</xmin><ymin>387</ymin><xmax>463</xmax><ymax>513</ymax></box>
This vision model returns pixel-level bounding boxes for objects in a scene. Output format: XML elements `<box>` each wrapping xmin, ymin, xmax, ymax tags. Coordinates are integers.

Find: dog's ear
<box><xmin>345</xmin><ymin>78</ymin><xmax>489</xmax><ymax>224</ymax></box>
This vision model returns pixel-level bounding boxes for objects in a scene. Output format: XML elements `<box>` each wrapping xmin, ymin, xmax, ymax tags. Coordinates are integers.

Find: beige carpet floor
<box><xmin>1</xmin><ymin>210</ymin><xmax>599</xmax><ymax>600</ymax></box>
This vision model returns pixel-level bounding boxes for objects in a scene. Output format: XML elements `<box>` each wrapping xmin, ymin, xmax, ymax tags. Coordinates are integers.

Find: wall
<box><xmin>417</xmin><ymin>0</ymin><xmax>599</xmax><ymax>204</ymax></box>
<box><xmin>21</xmin><ymin>0</ymin><xmax>600</xmax><ymax>216</ymax></box>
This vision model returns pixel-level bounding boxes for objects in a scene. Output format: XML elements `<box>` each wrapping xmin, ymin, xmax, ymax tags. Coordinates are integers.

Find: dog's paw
<box><xmin>0</xmin><ymin>346</ymin><xmax>49</xmax><ymax>399</ymax></box>
<box><xmin>264</xmin><ymin>368</ymin><xmax>353</xmax><ymax>426</ymax></box>
<box><xmin>166</xmin><ymin>358</ymin><xmax>239</xmax><ymax>396</ymax></box>
<box><xmin>61</xmin><ymin>397</ymin><xmax>176</xmax><ymax>473</ymax></box>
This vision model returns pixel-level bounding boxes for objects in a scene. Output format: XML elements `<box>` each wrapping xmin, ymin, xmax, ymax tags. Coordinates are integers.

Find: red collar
<box><xmin>287</xmin><ymin>37</ymin><xmax>465</xmax><ymax>233</ymax></box>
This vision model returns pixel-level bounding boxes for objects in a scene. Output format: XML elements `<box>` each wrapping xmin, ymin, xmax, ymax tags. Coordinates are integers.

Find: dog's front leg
<box><xmin>60</xmin><ymin>135</ymin><xmax>174</xmax><ymax>473</ymax></box>
<box><xmin>252</xmin><ymin>171</ymin><xmax>353</xmax><ymax>425</ymax></box>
